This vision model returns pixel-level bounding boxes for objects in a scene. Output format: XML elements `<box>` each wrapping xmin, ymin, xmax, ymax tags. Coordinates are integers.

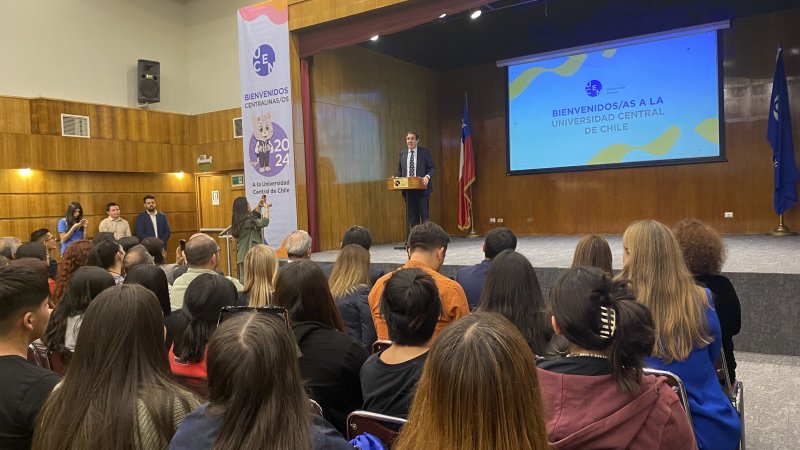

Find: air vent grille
<box><xmin>61</xmin><ymin>114</ymin><xmax>90</xmax><ymax>138</ymax></box>
<box><xmin>233</xmin><ymin>117</ymin><xmax>243</xmax><ymax>138</ymax></box>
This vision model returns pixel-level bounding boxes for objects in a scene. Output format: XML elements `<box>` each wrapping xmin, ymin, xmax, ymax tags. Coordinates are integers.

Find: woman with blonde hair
<box><xmin>240</xmin><ymin>244</ymin><xmax>278</xmax><ymax>307</ymax></box>
<box><xmin>394</xmin><ymin>312</ymin><xmax>550</xmax><ymax>450</ymax></box>
<box><xmin>617</xmin><ymin>219</ymin><xmax>740</xmax><ymax>449</ymax></box>
<box><xmin>571</xmin><ymin>234</ymin><xmax>613</xmax><ymax>275</ymax></box>
<box><xmin>328</xmin><ymin>244</ymin><xmax>376</xmax><ymax>348</ymax></box>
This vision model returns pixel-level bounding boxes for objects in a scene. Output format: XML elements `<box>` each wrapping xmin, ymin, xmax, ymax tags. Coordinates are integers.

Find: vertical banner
<box><xmin>238</xmin><ymin>1</ymin><xmax>297</xmax><ymax>247</ymax></box>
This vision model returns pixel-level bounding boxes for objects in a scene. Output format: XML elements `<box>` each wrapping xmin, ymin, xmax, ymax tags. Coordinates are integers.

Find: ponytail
<box><xmin>606</xmin><ymin>288</ymin><xmax>655</xmax><ymax>394</ymax></box>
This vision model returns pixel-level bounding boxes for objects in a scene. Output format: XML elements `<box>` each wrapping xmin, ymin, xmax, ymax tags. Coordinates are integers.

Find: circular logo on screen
<box><xmin>585</xmin><ymin>80</ymin><xmax>603</xmax><ymax>97</ymax></box>
<box><xmin>253</xmin><ymin>44</ymin><xmax>276</xmax><ymax>76</ymax></box>
<box><xmin>249</xmin><ymin>119</ymin><xmax>290</xmax><ymax>178</ymax></box>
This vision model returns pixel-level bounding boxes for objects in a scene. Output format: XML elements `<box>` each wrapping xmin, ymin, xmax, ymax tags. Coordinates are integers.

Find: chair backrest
<box><xmin>643</xmin><ymin>368</ymin><xmax>693</xmax><ymax>430</ymax></box>
<box><xmin>26</xmin><ymin>343</ymin><xmax>49</xmax><ymax>369</ymax></box>
<box><xmin>173</xmin><ymin>374</ymin><xmax>209</xmax><ymax>399</ymax></box>
<box><xmin>47</xmin><ymin>350</ymin><xmax>71</xmax><ymax>376</ymax></box>
<box><xmin>308</xmin><ymin>398</ymin><xmax>323</xmax><ymax>416</ymax></box>
<box><xmin>371</xmin><ymin>340</ymin><xmax>393</xmax><ymax>354</ymax></box>
<box><xmin>347</xmin><ymin>410</ymin><xmax>407</xmax><ymax>449</ymax></box>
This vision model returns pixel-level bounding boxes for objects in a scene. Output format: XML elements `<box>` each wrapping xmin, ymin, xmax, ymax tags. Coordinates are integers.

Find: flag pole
<box><xmin>464</xmin><ymin>91</ymin><xmax>479</xmax><ymax>238</ymax></box>
<box><xmin>771</xmin><ymin>213</ymin><xmax>797</xmax><ymax>236</ymax></box>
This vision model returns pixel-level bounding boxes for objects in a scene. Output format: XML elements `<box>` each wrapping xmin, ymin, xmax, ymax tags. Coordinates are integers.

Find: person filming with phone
<box><xmin>57</xmin><ymin>202</ymin><xmax>89</xmax><ymax>255</ymax></box>
<box><xmin>231</xmin><ymin>194</ymin><xmax>270</xmax><ymax>281</ymax></box>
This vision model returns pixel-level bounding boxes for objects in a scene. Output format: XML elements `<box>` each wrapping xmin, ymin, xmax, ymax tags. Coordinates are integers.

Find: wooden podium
<box><xmin>386</xmin><ymin>176</ymin><xmax>426</xmax><ymax>191</ymax></box>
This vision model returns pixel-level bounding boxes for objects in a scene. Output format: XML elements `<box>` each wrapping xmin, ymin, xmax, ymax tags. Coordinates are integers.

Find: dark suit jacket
<box><xmin>135</xmin><ymin>211</ymin><xmax>171</xmax><ymax>246</ymax></box>
<box><xmin>455</xmin><ymin>259</ymin><xmax>492</xmax><ymax>309</ymax></box>
<box><xmin>396</xmin><ymin>146</ymin><xmax>435</xmax><ymax>195</ymax></box>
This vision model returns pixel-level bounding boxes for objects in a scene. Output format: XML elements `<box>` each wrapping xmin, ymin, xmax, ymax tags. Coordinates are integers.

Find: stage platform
<box><xmin>312</xmin><ymin>234</ymin><xmax>800</xmax><ymax>356</ymax></box>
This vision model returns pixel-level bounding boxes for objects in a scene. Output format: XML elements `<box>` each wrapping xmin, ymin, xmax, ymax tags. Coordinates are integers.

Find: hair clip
<box><xmin>599</xmin><ymin>305</ymin><xmax>616</xmax><ymax>338</ymax></box>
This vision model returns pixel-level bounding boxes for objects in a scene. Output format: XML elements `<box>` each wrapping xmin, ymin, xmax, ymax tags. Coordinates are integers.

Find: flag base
<box><xmin>769</xmin><ymin>214</ymin><xmax>798</xmax><ymax>236</ymax></box>
<box><xmin>465</xmin><ymin>228</ymin><xmax>480</xmax><ymax>238</ymax></box>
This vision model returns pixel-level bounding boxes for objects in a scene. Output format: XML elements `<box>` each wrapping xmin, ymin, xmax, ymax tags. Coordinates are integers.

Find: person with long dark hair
<box><xmin>478</xmin><ymin>250</ymin><xmax>559</xmax><ymax>357</ymax></box>
<box><xmin>618</xmin><ymin>219</ymin><xmax>741</xmax><ymax>449</ymax></box>
<box><xmin>88</xmin><ymin>239</ymin><xmax>125</xmax><ymax>284</ymax></box>
<box><xmin>538</xmin><ymin>266</ymin><xmax>695</xmax><ymax>449</ymax></box>
<box><xmin>57</xmin><ymin>202</ymin><xmax>88</xmax><ymax>255</ymax></box>
<box><xmin>394</xmin><ymin>312</ymin><xmax>550</xmax><ymax>450</ymax></box>
<box><xmin>169</xmin><ymin>312</ymin><xmax>352</xmax><ymax>450</ymax></box>
<box><xmin>42</xmin><ymin>266</ymin><xmax>116</xmax><ymax>356</ymax></box>
<box><xmin>33</xmin><ymin>285</ymin><xmax>200</xmax><ymax>450</ymax></box>
<box><xmin>125</xmin><ymin>264</ymin><xmax>171</xmax><ymax>317</ymax></box>
<box><xmin>168</xmin><ymin>274</ymin><xmax>239</xmax><ymax>379</ymax></box>
<box><xmin>230</xmin><ymin>195</ymin><xmax>269</xmax><ymax>280</ymax></box>
<box><xmin>274</xmin><ymin>260</ymin><xmax>369</xmax><ymax>434</ymax></box>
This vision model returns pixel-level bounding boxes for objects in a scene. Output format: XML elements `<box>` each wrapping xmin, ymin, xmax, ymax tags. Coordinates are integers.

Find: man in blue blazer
<box><xmin>455</xmin><ymin>227</ymin><xmax>517</xmax><ymax>309</ymax></box>
<box><xmin>135</xmin><ymin>195</ymin><xmax>171</xmax><ymax>248</ymax></box>
<box><xmin>396</xmin><ymin>131</ymin><xmax>436</xmax><ymax>227</ymax></box>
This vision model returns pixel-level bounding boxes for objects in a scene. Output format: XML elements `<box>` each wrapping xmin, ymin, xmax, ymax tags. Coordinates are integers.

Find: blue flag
<box><xmin>767</xmin><ymin>47</ymin><xmax>800</xmax><ymax>215</ymax></box>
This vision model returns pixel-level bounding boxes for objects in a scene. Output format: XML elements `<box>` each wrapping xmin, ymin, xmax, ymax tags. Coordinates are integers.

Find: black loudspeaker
<box><xmin>137</xmin><ymin>59</ymin><xmax>160</xmax><ymax>104</ymax></box>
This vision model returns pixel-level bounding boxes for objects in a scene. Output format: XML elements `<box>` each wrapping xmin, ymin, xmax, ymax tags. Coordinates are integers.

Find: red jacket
<box><xmin>538</xmin><ymin>369</ymin><xmax>696</xmax><ymax>450</ymax></box>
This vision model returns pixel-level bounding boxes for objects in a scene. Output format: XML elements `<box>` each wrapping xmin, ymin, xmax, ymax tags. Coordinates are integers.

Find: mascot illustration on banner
<box><xmin>251</xmin><ymin>112</ymin><xmax>274</xmax><ymax>173</ymax></box>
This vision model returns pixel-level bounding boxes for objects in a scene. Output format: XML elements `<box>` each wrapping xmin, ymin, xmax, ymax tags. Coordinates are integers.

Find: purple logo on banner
<box><xmin>253</xmin><ymin>44</ymin><xmax>276</xmax><ymax>76</ymax></box>
<box><xmin>585</xmin><ymin>80</ymin><xmax>602</xmax><ymax>97</ymax></box>
<box><xmin>249</xmin><ymin>117</ymin><xmax>289</xmax><ymax>177</ymax></box>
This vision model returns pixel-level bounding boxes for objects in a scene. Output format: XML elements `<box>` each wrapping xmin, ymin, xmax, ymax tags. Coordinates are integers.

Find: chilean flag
<box><xmin>458</xmin><ymin>95</ymin><xmax>476</xmax><ymax>231</ymax></box>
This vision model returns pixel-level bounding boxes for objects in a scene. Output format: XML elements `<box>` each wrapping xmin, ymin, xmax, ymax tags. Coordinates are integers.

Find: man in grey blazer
<box><xmin>396</xmin><ymin>131</ymin><xmax>436</xmax><ymax>227</ymax></box>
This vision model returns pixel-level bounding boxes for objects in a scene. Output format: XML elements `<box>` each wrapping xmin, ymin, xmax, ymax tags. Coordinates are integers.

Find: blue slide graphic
<box><xmin>507</xmin><ymin>31</ymin><xmax>721</xmax><ymax>173</ymax></box>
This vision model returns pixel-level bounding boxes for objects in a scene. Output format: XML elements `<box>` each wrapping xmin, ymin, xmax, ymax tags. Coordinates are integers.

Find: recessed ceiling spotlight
<box><xmin>370</xmin><ymin>34</ymin><xmax>379</xmax><ymax>41</ymax></box>
<box><xmin>439</xmin><ymin>13</ymin><xmax>447</xmax><ymax>19</ymax></box>
<box><xmin>470</xmin><ymin>9</ymin><xmax>482</xmax><ymax>19</ymax></box>
<box><xmin>791</xmin><ymin>48</ymin><xmax>800</xmax><ymax>56</ymax></box>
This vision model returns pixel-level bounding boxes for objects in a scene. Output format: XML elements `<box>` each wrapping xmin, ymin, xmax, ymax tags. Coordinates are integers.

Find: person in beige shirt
<box><xmin>98</xmin><ymin>202</ymin><xmax>132</xmax><ymax>241</ymax></box>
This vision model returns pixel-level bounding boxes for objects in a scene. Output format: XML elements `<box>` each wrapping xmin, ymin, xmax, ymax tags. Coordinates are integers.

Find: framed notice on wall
<box><xmin>231</xmin><ymin>174</ymin><xmax>245</xmax><ymax>187</ymax></box>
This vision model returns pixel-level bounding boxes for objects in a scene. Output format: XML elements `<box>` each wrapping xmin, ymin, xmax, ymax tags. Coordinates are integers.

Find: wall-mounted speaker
<box><xmin>137</xmin><ymin>59</ymin><xmax>160</xmax><ymax>104</ymax></box>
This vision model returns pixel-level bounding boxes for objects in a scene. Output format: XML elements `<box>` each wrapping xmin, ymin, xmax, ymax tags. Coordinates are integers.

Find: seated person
<box><xmin>570</xmin><ymin>234</ymin><xmax>613</xmax><ymax>275</ymax></box>
<box><xmin>169</xmin><ymin>312</ymin><xmax>352</xmax><ymax>450</ymax></box>
<box><xmin>360</xmin><ymin>268</ymin><xmax>441</xmax><ymax>418</ymax></box>
<box><xmin>0</xmin><ymin>267</ymin><xmax>60</xmax><ymax>449</ymax></box>
<box><xmin>329</xmin><ymin>244</ymin><xmax>377</xmax><ymax>349</ymax></box>
<box><xmin>33</xmin><ymin>285</ymin><xmax>199</xmax><ymax>449</ymax></box>
<box><xmin>538</xmin><ymin>266</ymin><xmax>695</xmax><ymax>449</ymax></box>
<box><xmin>168</xmin><ymin>274</ymin><xmax>239</xmax><ymax>380</ymax></box>
<box><xmin>455</xmin><ymin>226</ymin><xmax>516</xmax><ymax>309</ymax></box>
<box><xmin>322</xmin><ymin>225</ymin><xmax>385</xmax><ymax>284</ymax></box>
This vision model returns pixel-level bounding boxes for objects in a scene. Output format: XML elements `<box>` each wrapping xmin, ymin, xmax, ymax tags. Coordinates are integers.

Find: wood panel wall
<box><xmin>310</xmin><ymin>46</ymin><xmax>442</xmax><ymax>249</ymax></box>
<box><xmin>435</xmin><ymin>10</ymin><xmax>800</xmax><ymax>235</ymax></box>
<box><xmin>288</xmin><ymin>0</ymin><xmax>406</xmax><ymax>30</ymax></box>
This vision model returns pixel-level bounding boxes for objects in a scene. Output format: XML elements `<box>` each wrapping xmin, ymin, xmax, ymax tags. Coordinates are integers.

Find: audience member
<box><xmin>123</xmin><ymin>244</ymin><xmax>155</xmax><ymax>273</ymax></box>
<box><xmin>478</xmin><ymin>250</ymin><xmax>557</xmax><ymax>357</ymax></box>
<box><xmin>455</xmin><ymin>226</ymin><xmax>516</xmax><ymax>309</ymax></box>
<box><xmin>240</xmin><ymin>244</ymin><xmax>278</xmax><ymax>307</ymax></box>
<box><xmin>169</xmin><ymin>312</ymin><xmax>352</xmax><ymax>450</ymax></box>
<box><xmin>42</xmin><ymin>266</ymin><xmax>115</xmax><ymax>356</ymax></box>
<box><xmin>571</xmin><ymin>234</ymin><xmax>613</xmax><ymax>275</ymax></box>
<box><xmin>539</xmin><ymin>266</ymin><xmax>695</xmax><ymax>449</ymax></box>
<box><xmin>57</xmin><ymin>202</ymin><xmax>88</xmax><ymax>254</ymax></box>
<box><xmin>10</xmin><ymin>257</ymin><xmax>54</xmax><ymax>297</ymax></box>
<box><xmin>52</xmin><ymin>239</ymin><xmax>92</xmax><ymax>305</ymax></box>
<box><xmin>618</xmin><ymin>219</ymin><xmax>741</xmax><ymax>449</ymax></box>
<box><xmin>394</xmin><ymin>312</ymin><xmax>550</xmax><ymax>450</ymax></box>
<box><xmin>33</xmin><ymin>285</ymin><xmax>199</xmax><ymax>450</ymax></box>
<box><xmin>135</xmin><ymin>195</ymin><xmax>171</xmax><ymax>248</ymax></box>
<box><xmin>369</xmin><ymin>222</ymin><xmax>468</xmax><ymax>342</ymax></box>
<box><xmin>329</xmin><ymin>244</ymin><xmax>377</xmax><ymax>348</ymax></box>
<box><xmin>0</xmin><ymin>236</ymin><xmax>22</xmax><ymax>259</ymax></box>
<box><xmin>0</xmin><ymin>255</ymin><xmax>8</xmax><ymax>269</ymax></box>
<box><xmin>674</xmin><ymin>218</ymin><xmax>741</xmax><ymax>382</ymax></box>
<box><xmin>98</xmin><ymin>202</ymin><xmax>132</xmax><ymax>240</ymax></box>
<box><xmin>322</xmin><ymin>225</ymin><xmax>385</xmax><ymax>283</ymax></box>
<box><xmin>170</xmin><ymin>234</ymin><xmax>243</xmax><ymax>311</ymax></box>
<box><xmin>360</xmin><ymin>268</ymin><xmax>440</xmax><ymax>418</ymax></box>
<box><xmin>124</xmin><ymin>264</ymin><xmax>171</xmax><ymax>317</ymax></box>
<box><xmin>91</xmin><ymin>232</ymin><xmax>116</xmax><ymax>245</ymax></box>
<box><xmin>88</xmin><ymin>239</ymin><xmax>126</xmax><ymax>284</ymax></box>
<box><xmin>16</xmin><ymin>242</ymin><xmax>47</xmax><ymax>261</ymax></box>
<box><xmin>0</xmin><ymin>267</ymin><xmax>60</xmax><ymax>450</ymax></box>
<box><xmin>141</xmin><ymin>237</ymin><xmax>178</xmax><ymax>284</ymax></box>
<box><xmin>231</xmin><ymin>196</ymin><xmax>270</xmax><ymax>279</ymax></box>
<box><xmin>274</xmin><ymin>260</ymin><xmax>369</xmax><ymax>434</ymax></box>
<box><xmin>119</xmin><ymin>235</ymin><xmax>141</xmax><ymax>253</ymax></box>
<box><xmin>168</xmin><ymin>274</ymin><xmax>240</xmax><ymax>380</ymax></box>
<box><xmin>284</xmin><ymin>229</ymin><xmax>312</xmax><ymax>261</ymax></box>
<box><xmin>30</xmin><ymin>229</ymin><xmax>58</xmax><ymax>279</ymax></box>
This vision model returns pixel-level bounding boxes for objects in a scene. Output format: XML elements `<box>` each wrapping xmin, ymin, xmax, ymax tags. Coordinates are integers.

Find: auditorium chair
<box><xmin>346</xmin><ymin>410</ymin><xmax>407</xmax><ymax>449</ymax></box>
<box><xmin>643</xmin><ymin>368</ymin><xmax>693</xmax><ymax>430</ymax></box>
<box><xmin>716</xmin><ymin>352</ymin><xmax>746</xmax><ymax>450</ymax></box>
<box><xmin>47</xmin><ymin>349</ymin><xmax>71</xmax><ymax>375</ymax></box>
<box><xmin>173</xmin><ymin>374</ymin><xmax>209</xmax><ymax>399</ymax></box>
<box><xmin>371</xmin><ymin>340</ymin><xmax>392</xmax><ymax>354</ymax></box>
<box><xmin>26</xmin><ymin>343</ymin><xmax>50</xmax><ymax>370</ymax></box>
<box><xmin>309</xmin><ymin>398</ymin><xmax>323</xmax><ymax>416</ymax></box>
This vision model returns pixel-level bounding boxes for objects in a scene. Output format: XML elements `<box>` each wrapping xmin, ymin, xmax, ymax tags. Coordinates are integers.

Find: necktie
<box><xmin>409</xmin><ymin>150</ymin><xmax>416</xmax><ymax>177</ymax></box>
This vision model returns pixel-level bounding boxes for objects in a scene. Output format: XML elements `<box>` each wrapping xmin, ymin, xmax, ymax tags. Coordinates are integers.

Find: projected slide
<box><xmin>507</xmin><ymin>30</ymin><xmax>722</xmax><ymax>173</ymax></box>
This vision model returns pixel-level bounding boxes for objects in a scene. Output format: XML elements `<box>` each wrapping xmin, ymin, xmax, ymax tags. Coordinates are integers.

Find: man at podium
<box><xmin>396</xmin><ymin>131</ymin><xmax>435</xmax><ymax>227</ymax></box>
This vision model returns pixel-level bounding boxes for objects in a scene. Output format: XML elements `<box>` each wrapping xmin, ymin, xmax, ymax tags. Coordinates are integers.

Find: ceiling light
<box><xmin>791</xmin><ymin>48</ymin><xmax>800</xmax><ymax>56</ymax></box>
<box><xmin>439</xmin><ymin>13</ymin><xmax>447</xmax><ymax>19</ymax></box>
<box><xmin>370</xmin><ymin>35</ymin><xmax>379</xmax><ymax>42</ymax></box>
<box><xmin>470</xmin><ymin>9</ymin><xmax>482</xmax><ymax>19</ymax></box>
